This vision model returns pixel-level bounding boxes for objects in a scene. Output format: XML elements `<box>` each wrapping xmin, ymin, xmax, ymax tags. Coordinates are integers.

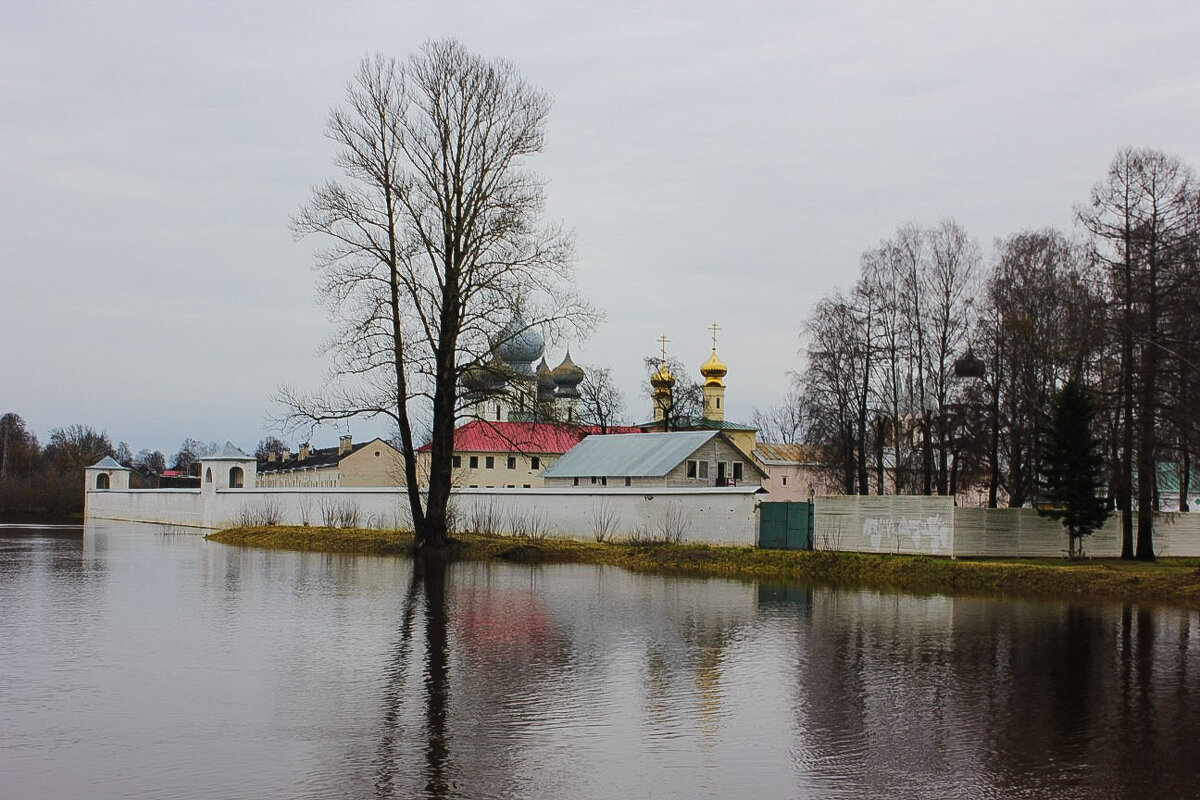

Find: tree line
<box><xmin>0</xmin><ymin>412</ymin><xmax>228</xmax><ymax>517</ymax></box>
<box><xmin>783</xmin><ymin>147</ymin><xmax>1199</xmax><ymax>560</ymax></box>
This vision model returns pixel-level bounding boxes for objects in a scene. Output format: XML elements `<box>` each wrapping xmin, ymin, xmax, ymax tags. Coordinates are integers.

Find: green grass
<box><xmin>205</xmin><ymin>526</ymin><xmax>1200</xmax><ymax>609</ymax></box>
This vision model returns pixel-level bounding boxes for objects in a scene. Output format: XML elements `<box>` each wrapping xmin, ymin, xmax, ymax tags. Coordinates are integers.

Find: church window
<box><xmin>507</xmin><ymin>456</ymin><xmax>516</xmax><ymax>469</ymax></box>
<box><xmin>205</xmin><ymin>468</ymin><xmax>213</xmax><ymax>483</ymax></box>
<box><xmin>485</xmin><ymin>456</ymin><xmax>495</xmax><ymax>469</ymax></box>
<box><xmin>96</xmin><ymin>473</ymin><xmax>110</xmax><ymax>489</ymax></box>
<box><xmin>469</xmin><ymin>456</ymin><xmax>478</xmax><ymax>469</ymax></box>
<box><xmin>782</xmin><ymin>476</ymin><xmax>788</xmax><ymax>486</ymax></box>
<box><xmin>495</xmin><ymin>405</ymin><xmax>502</xmax><ymax>420</ymax></box>
<box><xmin>531</xmin><ymin>457</ymin><xmax>541</xmax><ymax>470</ymax></box>
<box><xmin>716</xmin><ymin>397</ymin><xmax>720</xmax><ymax>409</ymax></box>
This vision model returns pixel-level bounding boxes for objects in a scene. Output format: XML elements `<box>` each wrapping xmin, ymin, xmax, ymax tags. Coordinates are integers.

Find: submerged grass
<box><xmin>206</xmin><ymin>526</ymin><xmax>1200</xmax><ymax>609</ymax></box>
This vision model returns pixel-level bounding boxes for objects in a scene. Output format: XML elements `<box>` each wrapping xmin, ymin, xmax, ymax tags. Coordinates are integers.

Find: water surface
<box><xmin>1</xmin><ymin>521</ymin><xmax>1198</xmax><ymax>799</ymax></box>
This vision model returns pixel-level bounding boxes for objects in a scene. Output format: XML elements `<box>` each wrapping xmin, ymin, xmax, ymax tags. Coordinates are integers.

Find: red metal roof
<box><xmin>418</xmin><ymin>420</ymin><xmax>643</xmax><ymax>455</ymax></box>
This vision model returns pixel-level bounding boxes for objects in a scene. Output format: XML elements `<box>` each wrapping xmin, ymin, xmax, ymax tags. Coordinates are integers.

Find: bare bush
<box><xmin>508</xmin><ymin>508</ymin><xmax>550</xmax><ymax>540</ymax></box>
<box><xmin>234</xmin><ymin>499</ymin><xmax>284</xmax><ymax>527</ymax></box>
<box><xmin>467</xmin><ymin>498</ymin><xmax>503</xmax><ymax>536</ymax></box>
<box><xmin>659</xmin><ymin>502</ymin><xmax>690</xmax><ymax>544</ymax></box>
<box><xmin>298</xmin><ymin>497</ymin><xmax>312</xmax><ymax>527</ymax></box>
<box><xmin>589</xmin><ymin>499</ymin><xmax>621</xmax><ymax>543</ymax></box>
<box><xmin>319</xmin><ymin>498</ymin><xmax>361</xmax><ymax>528</ymax></box>
<box><xmin>627</xmin><ymin>522</ymin><xmax>655</xmax><ymax>545</ymax></box>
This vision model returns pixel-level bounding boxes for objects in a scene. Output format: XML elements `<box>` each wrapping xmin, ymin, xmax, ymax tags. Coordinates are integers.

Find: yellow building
<box><xmin>256</xmin><ymin>436</ymin><xmax>405</xmax><ymax>487</ymax></box>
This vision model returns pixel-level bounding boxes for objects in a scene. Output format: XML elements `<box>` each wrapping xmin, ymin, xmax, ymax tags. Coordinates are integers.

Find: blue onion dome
<box><xmin>495</xmin><ymin>314</ymin><xmax>544</xmax><ymax>375</ymax></box>
<box><xmin>537</xmin><ymin>358</ymin><xmax>556</xmax><ymax>400</ymax></box>
<box><xmin>552</xmin><ymin>350</ymin><xmax>586</xmax><ymax>388</ymax></box>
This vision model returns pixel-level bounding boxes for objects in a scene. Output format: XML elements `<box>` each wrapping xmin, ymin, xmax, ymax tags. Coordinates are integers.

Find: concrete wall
<box><xmin>84</xmin><ymin>485</ymin><xmax>762</xmax><ymax>547</ymax></box>
<box><xmin>815</xmin><ymin>495</ymin><xmax>956</xmax><ymax>555</ymax></box>
<box><xmin>816</xmin><ymin>495</ymin><xmax>1200</xmax><ymax>557</ymax></box>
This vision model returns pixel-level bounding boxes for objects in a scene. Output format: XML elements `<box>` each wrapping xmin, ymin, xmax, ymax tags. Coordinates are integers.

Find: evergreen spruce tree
<box><xmin>1038</xmin><ymin>378</ymin><xmax>1111</xmax><ymax>558</ymax></box>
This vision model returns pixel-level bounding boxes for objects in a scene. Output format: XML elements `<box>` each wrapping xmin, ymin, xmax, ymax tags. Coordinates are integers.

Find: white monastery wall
<box><xmin>84</xmin><ymin>486</ymin><xmax>760</xmax><ymax>547</ymax></box>
<box><xmin>86</xmin><ymin>490</ymin><xmax>208</xmax><ymax>528</ymax></box>
<box><xmin>89</xmin><ymin>485</ymin><xmax>1200</xmax><ymax>556</ymax></box>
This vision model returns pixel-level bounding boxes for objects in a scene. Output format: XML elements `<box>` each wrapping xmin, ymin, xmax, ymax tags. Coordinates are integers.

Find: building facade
<box><xmin>256</xmin><ymin>436</ymin><xmax>404</xmax><ymax>488</ymax></box>
<box><xmin>542</xmin><ymin>430</ymin><xmax>766</xmax><ymax>489</ymax></box>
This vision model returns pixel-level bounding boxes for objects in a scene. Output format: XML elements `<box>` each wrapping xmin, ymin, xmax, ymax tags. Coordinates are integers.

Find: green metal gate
<box><xmin>758</xmin><ymin>501</ymin><xmax>813</xmax><ymax>550</ymax></box>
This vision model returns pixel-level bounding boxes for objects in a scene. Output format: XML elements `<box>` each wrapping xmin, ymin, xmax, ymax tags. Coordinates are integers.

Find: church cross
<box><xmin>657</xmin><ymin>335</ymin><xmax>670</xmax><ymax>363</ymax></box>
<box><xmin>708</xmin><ymin>322</ymin><xmax>721</xmax><ymax>350</ymax></box>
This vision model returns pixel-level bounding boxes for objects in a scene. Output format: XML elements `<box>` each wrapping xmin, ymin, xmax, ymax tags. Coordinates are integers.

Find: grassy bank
<box><xmin>206</xmin><ymin>526</ymin><xmax>1200</xmax><ymax>609</ymax></box>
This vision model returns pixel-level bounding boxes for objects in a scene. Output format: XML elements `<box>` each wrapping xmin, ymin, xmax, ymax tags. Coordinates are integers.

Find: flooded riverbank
<box><xmin>3</xmin><ymin>521</ymin><xmax>1199</xmax><ymax>799</ymax></box>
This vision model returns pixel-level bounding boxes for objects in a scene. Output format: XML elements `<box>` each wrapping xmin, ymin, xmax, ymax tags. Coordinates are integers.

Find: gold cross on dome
<box><xmin>657</xmin><ymin>335</ymin><xmax>670</xmax><ymax>363</ymax></box>
<box><xmin>709</xmin><ymin>322</ymin><xmax>721</xmax><ymax>349</ymax></box>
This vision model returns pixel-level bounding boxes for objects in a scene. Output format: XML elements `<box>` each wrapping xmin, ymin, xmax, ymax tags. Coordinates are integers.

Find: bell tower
<box><xmin>699</xmin><ymin>322</ymin><xmax>727</xmax><ymax>422</ymax></box>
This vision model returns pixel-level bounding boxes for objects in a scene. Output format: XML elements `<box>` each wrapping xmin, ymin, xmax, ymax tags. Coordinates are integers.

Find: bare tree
<box><xmin>981</xmin><ymin>229</ymin><xmax>1103</xmax><ymax>508</ymax></box>
<box><xmin>284</xmin><ymin>41</ymin><xmax>594</xmax><ymax>548</ymax></box>
<box><xmin>171</xmin><ymin>438</ymin><xmax>215</xmax><ymax>473</ymax></box>
<box><xmin>45</xmin><ymin>425</ymin><xmax>114</xmax><ymax>475</ymax></box>
<box><xmin>800</xmin><ymin>292</ymin><xmax>870</xmax><ymax>494</ymax></box>
<box><xmin>255</xmin><ymin>436</ymin><xmax>287</xmax><ymax>460</ymax></box>
<box><xmin>0</xmin><ymin>413</ymin><xmax>39</xmax><ymax>479</ymax></box>
<box><xmin>576</xmin><ymin>366</ymin><xmax>625</xmax><ymax>433</ymax></box>
<box><xmin>642</xmin><ymin>355</ymin><xmax>703</xmax><ymax>430</ymax></box>
<box><xmin>1080</xmin><ymin>147</ymin><xmax>1198</xmax><ymax>560</ymax></box>
<box><xmin>135</xmin><ymin>449</ymin><xmax>167</xmax><ymax>474</ymax></box>
<box><xmin>750</xmin><ymin>383</ymin><xmax>808</xmax><ymax>444</ymax></box>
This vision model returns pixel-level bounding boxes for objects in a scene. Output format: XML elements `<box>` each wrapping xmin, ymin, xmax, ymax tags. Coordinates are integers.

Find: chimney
<box><xmin>339</xmin><ymin>435</ymin><xmax>353</xmax><ymax>455</ymax></box>
<box><xmin>299</xmin><ymin>443</ymin><xmax>311</xmax><ymax>460</ymax></box>
<box><xmin>267</xmin><ymin>451</ymin><xmax>277</xmax><ymax>463</ymax></box>
<box><xmin>281</xmin><ymin>447</ymin><xmax>291</xmax><ymax>461</ymax></box>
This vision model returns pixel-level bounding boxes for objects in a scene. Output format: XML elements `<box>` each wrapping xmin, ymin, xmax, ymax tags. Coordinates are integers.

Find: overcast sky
<box><xmin>3</xmin><ymin>0</ymin><xmax>1198</xmax><ymax>456</ymax></box>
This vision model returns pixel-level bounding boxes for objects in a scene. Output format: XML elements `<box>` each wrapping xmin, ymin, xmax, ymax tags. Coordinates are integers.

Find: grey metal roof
<box><xmin>204</xmin><ymin>441</ymin><xmax>250</xmax><ymax>460</ymax></box>
<box><xmin>89</xmin><ymin>455</ymin><xmax>129</xmax><ymax>470</ymax></box>
<box><xmin>542</xmin><ymin>431</ymin><xmax>718</xmax><ymax>478</ymax></box>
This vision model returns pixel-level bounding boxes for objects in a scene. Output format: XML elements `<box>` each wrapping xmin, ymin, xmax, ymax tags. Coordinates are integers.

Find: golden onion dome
<box><xmin>551</xmin><ymin>350</ymin><xmax>586</xmax><ymax>386</ymax></box>
<box><xmin>699</xmin><ymin>348</ymin><xmax>727</xmax><ymax>386</ymax></box>
<box><xmin>536</xmin><ymin>357</ymin><xmax>555</xmax><ymax>392</ymax></box>
<box><xmin>650</xmin><ymin>361</ymin><xmax>675</xmax><ymax>391</ymax></box>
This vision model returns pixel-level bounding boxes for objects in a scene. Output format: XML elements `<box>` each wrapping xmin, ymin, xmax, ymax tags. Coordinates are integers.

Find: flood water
<box><xmin>2</xmin><ymin>521</ymin><xmax>1200</xmax><ymax>799</ymax></box>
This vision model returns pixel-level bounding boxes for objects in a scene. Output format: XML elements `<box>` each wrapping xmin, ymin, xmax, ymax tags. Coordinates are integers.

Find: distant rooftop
<box><xmin>542</xmin><ymin>431</ymin><xmax>719</xmax><ymax>479</ymax></box>
<box><xmin>89</xmin><ymin>455</ymin><xmax>129</xmax><ymax>470</ymax></box>
<box><xmin>417</xmin><ymin>420</ymin><xmax>643</xmax><ymax>456</ymax></box>
<box><xmin>204</xmin><ymin>441</ymin><xmax>251</xmax><ymax>460</ymax></box>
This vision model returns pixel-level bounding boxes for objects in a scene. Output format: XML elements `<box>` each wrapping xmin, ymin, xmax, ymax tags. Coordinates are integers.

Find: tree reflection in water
<box><xmin>372</xmin><ymin>555</ymin><xmax>453</xmax><ymax>800</ymax></box>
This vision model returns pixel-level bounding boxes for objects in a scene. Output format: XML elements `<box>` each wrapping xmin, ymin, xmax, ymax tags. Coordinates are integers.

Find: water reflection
<box><xmin>3</xmin><ymin>523</ymin><xmax>1200</xmax><ymax>800</ymax></box>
